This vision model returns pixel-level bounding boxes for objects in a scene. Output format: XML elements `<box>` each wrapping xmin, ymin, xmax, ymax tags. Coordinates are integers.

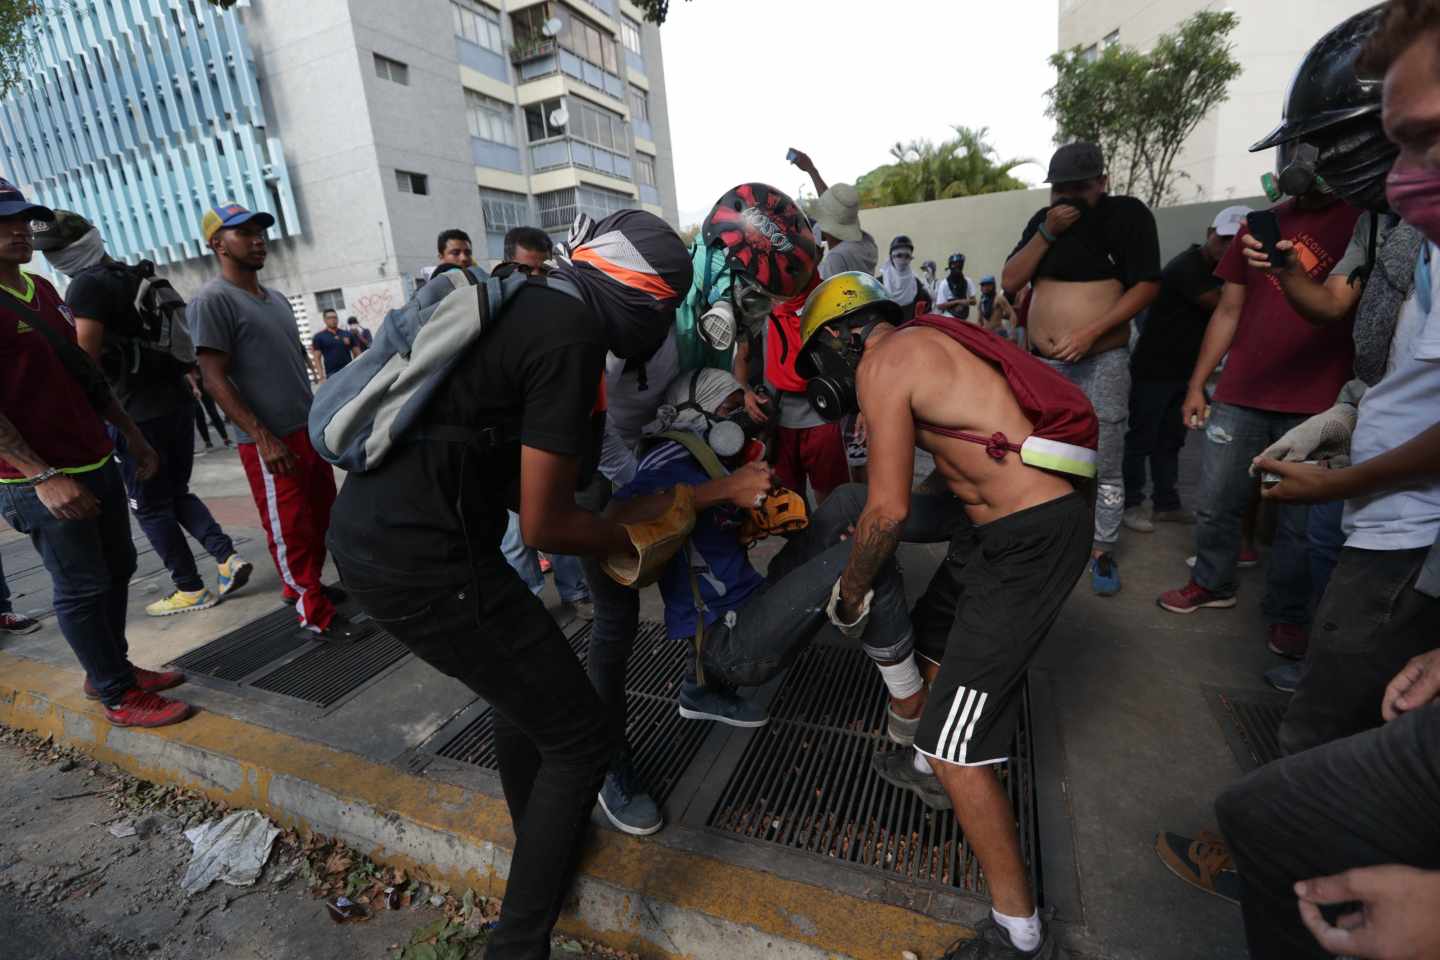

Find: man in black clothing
<box><xmin>345</xmin><ymin>316</ymin><xmax>371</xmax><ymax>352</ymax></box>
<box><xmin>327</xmin><ymin>211</ymin><xmax>693</xmax><ymax>960</ymax></box>
<box><xmin>36</xmin><ymin>210</ymin><xmax>252</xmax><ymax>618</ymax></box>
<box><xmin>1122</xmin><ymin>205</ymin><xmax>1249</xmax><ymax>533</ymax></box>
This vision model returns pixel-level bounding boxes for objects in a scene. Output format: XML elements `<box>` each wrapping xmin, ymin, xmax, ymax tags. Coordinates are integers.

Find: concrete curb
<box><xmin>0</xmin><ymin>652</ymin><xmax>971</xmax><ymax>960</ymax></box>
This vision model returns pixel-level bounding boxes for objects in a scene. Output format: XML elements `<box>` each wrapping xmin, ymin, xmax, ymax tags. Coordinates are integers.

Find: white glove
<box><xmin>1252</xmin><ymin>403</ymin><xmax>1357</xmax><ymax>474</ymax></box>
<box><xmin>826</xmin><ymin>580</ymin><xmax>873</xmax><ymax>640</ymax></box>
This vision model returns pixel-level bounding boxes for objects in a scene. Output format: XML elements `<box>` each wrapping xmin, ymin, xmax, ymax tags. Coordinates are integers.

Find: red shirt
<box><xmin>0</xmin><ymin>274</ymin><xmax>113</xmax><ymax>480</ymax></box>
<box><xmin>764</xmin><ymin>272</ymin><xmax>821</xmax><ymax>394</ymax></box>
<box><xmin>1212</xmin><ymin>199</ymin><xmax>1361</xmax><ymax>415</ymax></box>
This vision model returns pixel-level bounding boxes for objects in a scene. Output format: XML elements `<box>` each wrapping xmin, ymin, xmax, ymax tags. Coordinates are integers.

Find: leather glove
<box><xmin>738</xmin><ymin>487</ymin><xmax>809</xmax><ymax>546</ymax></box>
<box><xmin>1252</xmin><ymin>403</ymin><xmax>1357</xmax><ymax>474</ymax></box>
<box><xmin>825</xmin><ymin>579</ymin><xmax>873</xmax><ymax>641</ymax></box>
<box><xmin>602</xmin><ymin>484</ymin><xmax>696</xmax><ymax>588</ymax></box>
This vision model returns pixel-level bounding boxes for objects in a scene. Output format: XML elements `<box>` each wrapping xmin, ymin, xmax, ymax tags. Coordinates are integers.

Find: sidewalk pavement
<box><xmin>0</xmin><ymin>442</ymin><xmax>1272</xmax><ymax>960</ymax></box>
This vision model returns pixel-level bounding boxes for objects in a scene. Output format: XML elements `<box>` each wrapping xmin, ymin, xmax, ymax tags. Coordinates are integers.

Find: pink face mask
<box><xmin>1387</xmin><ymin>165</ymin><xmax>1440</xmax><ymax>245</ymax></box>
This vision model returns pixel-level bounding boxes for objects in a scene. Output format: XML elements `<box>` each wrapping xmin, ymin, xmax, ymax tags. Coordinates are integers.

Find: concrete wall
<box><xmin>1057</xmin><ymin>0</ymin><xmax>1374</xmax><ymax>204</ymax></box>
<box><xmin>852</xmin><ymin>189</ymin><xmax>1269</xmax><ymax>286</ymax></box>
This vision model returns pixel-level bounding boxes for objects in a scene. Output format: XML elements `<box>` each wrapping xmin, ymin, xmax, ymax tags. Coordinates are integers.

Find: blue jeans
<box><xmin>1192</xmin><ymin>402</ymin><xmax>1312</xmax><ymax>625</ymax></box>
<box><xmin>1122</xmin><ymin>379</ymin><xmax>1188</xmax><ymax>511</ymax></box>
<box><xmin>0</xmin><ymin>461</ymin><xmax>137</xmax><ymax>705</ymax></box>
<box><xmin>1306</xmin><ymin>499</ymin><xmax>1345</xmax><ymax>611</ymax></box>
<box><xmin>501</xmin><ymin>512</ymin><xmax>588</xmax><ymax>602</ymax></box>
<box><xmin>113</xmin><ymin>402</ymin><xmax>236</xmax><ymax>592</ymax></box>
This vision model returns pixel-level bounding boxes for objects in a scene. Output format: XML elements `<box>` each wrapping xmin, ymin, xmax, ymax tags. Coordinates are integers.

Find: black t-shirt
<box><xmin>327</xmin><ymin>286</ymin><xmax>606</xmax><ymax>587</ymax></box>
<box><xmin>64</xmin><ymin>264</ymin><xmax>191</xmax><ymax>422</ymax></box>
<box><xmin>312</xmin><ymin>329</ymin><xmax>356</xmax><ymax>375</ymax></box>
<box><xmin>1012</xmin><ymin>194</ymin><xmax>1161</xmax><ymax>289</ymax></box>
<box><xmin>1130</xmin><ymin>244</ymin><xmax>1220</xmax><ymax>381</ymax></box>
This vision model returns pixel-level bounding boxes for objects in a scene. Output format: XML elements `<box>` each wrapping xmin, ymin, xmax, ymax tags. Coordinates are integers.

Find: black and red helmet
<box><xmin>702</xmin><ymin>183</ymin><xmax>819</xmax><ymax>300</ymax></box>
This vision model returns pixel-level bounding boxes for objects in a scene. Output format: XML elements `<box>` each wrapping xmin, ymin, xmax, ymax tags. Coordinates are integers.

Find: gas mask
<box><xmin>1263</xmin><ymin>124</ymin><xmax>1397</xmax><ymax>211</ymax></box>
<box><xmin>800</xmin><ymin>328</ymin><xmax>864</xmax><ymax>422</ymax></box>
<box><xmin>696</xmin><ymin>273</ymin><xmax>782</xmax><ymax>352</ymax></box>
<box><xmin>665</xmin><ymin>371</ymin><xmax>771</xmax><ymax>460</ymax></box>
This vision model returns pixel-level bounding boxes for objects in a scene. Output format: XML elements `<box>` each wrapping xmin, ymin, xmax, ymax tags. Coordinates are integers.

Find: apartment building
<box><xmin>0</xmin><ymin>0</ymin><xmax>679</xmax><ymax>336</ymax></box>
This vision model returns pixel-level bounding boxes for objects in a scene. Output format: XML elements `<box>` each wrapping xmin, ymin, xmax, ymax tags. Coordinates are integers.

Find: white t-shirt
<box><xmin>937</xmin><ymin>276</ymin><xmax>977</xmax><ymax>322</ymax></box>
<box><xmin>1342</xmin><ymin>243</ymin><xmax>1440</xmax><ymax>550</ymax></box>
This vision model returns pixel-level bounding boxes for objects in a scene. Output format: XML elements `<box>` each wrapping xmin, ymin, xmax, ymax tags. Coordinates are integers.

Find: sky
<box><xmin>658</xmin><ymin>0</ymin><xmax>1061</xmax><ymax>227</ymax></box>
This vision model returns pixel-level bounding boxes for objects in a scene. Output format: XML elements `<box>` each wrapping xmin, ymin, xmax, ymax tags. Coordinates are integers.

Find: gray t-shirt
<box><xmin>1330</xmin><ymin>211</ymin><xmax>1403</xmax><ymax>281</ymax></box>
<box><xmin>187</xmin><ymin>277</ymin><xmax>313</xmax><ymax>444</ymax></box>
<box><xmin>820</xmin><ymin>232</ymin><xmax>879</xmax><ymax>279</ymax></box>
<box><xmin>762</xmin><ymin>321</ymin><xmax>825</xmax><ymax>429</ymax></box>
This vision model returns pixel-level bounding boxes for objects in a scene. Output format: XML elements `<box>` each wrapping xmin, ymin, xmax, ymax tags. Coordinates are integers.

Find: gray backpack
<box><xmin>308</xmin><ymin>266</ymin><xmax>583</xmax><ymax>473</ymax></box>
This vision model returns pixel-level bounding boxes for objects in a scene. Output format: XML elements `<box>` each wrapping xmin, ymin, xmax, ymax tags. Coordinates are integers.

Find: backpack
<box><xmin>902</xmin><ymin>313</ymin><xmax>1099</xmax><ymax>479</ymax></box>
<box><xmin>308</xmin><ymin>266</ymin><xmax>584</xmax><ymax>473</ymax></box>
<box><xmin>82</xmin><ymin>260</ymin><xmax>195</xmax><ymax>381</ymax></box>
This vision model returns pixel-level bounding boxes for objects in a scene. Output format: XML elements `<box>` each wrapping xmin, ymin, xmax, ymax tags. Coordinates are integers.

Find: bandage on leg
<box><xmin>876</xmin><ymin>656</ymin><xmax>923</xmax><ymax>699</ymax></box>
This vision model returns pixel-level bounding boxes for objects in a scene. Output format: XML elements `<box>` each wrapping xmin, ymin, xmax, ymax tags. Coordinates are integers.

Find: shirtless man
<box><xmin>798</xmin><ymin>272</ymin><xmax>1097</xmax><ymax>959</ymax></box>
<box><xmin>1002</xmin><ymin>142</ymin><xmax>1160</xmax><ymax>596</ymax></box>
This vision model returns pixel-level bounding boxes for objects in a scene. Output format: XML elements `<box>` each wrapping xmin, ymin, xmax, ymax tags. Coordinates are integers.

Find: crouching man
<box><xmin>326</xmin><ymin>211</ymin><xmax>693</xmax><ymax>960</ymax></box>
<box><xmin>797</xmin><ymin>272</ymin><xmax>1098</xmax><ymax>959</ymax></box>
<box><xmin>608</xmin><ymin>368</ymin><xmax>920</xmax><ymax>732</ymax></box>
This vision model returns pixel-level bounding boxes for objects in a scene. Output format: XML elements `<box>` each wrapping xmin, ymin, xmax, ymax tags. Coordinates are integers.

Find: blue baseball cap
<box><xmin>0</xmin><ymin>178</ymin><xmax>54</xmax><ymax>221</ymax></box>
<box><xmin>202</xmin><ymin>202</ymin><xmax>275</xmax><ymax>241</ymax></box>
<box><xmin>980</xmin><ymin>274</ymin><xmax>996</xmax><ymax>285</ymax></box>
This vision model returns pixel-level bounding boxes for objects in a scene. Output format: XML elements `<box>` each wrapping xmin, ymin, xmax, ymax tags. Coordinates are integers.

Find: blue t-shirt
<box><xmin>613</xmin><ymin>440</ymin><xmax>765</xmax><ymax>640</ymax></box>
<box><xmin>312</xmin><ymin>328</ymin><xmax>355</xmax><ymax>375</ymax></box>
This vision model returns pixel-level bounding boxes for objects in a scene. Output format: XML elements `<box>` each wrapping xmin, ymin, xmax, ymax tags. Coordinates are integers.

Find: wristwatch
<box><xmin>27</xmin><ymin>467</ymin><xmax>60</xmax><ymax>486</ymax></box>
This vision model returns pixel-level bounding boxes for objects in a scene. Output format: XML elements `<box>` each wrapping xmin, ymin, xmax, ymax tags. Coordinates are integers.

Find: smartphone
<box><xmin>785</xmin><ymin>148</ymin><xmax>799</xmax><ymax>164</ymax></box>
<box><xmin>1246</xmin><ymin>210</ymin><xmax>1288</xmax><ymax>268</ymax></box>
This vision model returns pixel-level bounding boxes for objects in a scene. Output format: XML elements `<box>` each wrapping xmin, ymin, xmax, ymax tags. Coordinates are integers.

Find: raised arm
<box><xmin>786</xmin><ymin>148</ymin><xmax>828</xmax><ymax>197</ymax></box>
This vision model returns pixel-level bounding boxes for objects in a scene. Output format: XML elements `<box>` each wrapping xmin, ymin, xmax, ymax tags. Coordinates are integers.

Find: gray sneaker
<box><xmin>1122</xmin><ymin>505</ymin><xmax>1154</xmax><ymax>533</ymax></box>
<box><xmin>597</xmin><ymin>765</ymin><xmax>662</xmax><ymax>836</ymax></box>
<box><xmin>871</xmin><ymin>751</ymin><xmax>952</xmax><ymax>811</ymax></box>
<box><xmin>943</xmin><ymin>917</ymin><xmax>1055</xmax><ymax>958</ymax></box>
<box><xmin>677</xmin><ymin>680</ymin><xmax>768</xmax><ymax>728</ymax></box>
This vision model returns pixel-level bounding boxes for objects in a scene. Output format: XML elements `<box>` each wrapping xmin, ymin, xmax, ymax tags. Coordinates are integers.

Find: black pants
<box><xmin>192</xmin><ymin>389</ymin><xmax>229</xmax><ymax>446</ymax></box>
<box><xmin>1279</xmin><ymin>546</ymin><xmax>1440</xmax><ymax>756</ymax></box>
<box><xmin>343</xmin><ymin>554</ymin><xmax>611</xmax><ymax>960</ymax></box>
<box><xmin>1216</xmin><ymin>704</ymin><xmax>1440</xmax><ymax>959</ymax></box>
<box><xmin>1121</xmin><ymin>378</ymin><xmax>1188</xmax><ymax>511</ymax></box>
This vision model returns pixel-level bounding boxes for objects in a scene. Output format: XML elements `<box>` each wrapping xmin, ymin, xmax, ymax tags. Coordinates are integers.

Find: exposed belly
<box><xmin>917</xmin><ymin>429</ymin><xmax>1076</xmax><ymax>526</ymax></box>
<box><xmin>1028</xmin><ymin>278</ymin><xmax>1128</xmax><ymax>359</ymax></box>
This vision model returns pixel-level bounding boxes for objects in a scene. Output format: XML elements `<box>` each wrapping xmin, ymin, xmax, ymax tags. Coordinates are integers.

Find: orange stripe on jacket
<box><xmin>572</xmin><ymin>248</ymin><xmax>677</xmax><ymax>301</ymax></box>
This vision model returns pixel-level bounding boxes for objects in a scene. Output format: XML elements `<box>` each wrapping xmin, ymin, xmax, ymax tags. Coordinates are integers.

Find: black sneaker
<box><xmin>285</xmin><ymin>584</ymin><xmax>349</xmax><ymax>607</ymax></box>
<box><xmin>943</xmin><ymin>917</ymin><xmax>1055</xmax><ymax>958</ymax></box>
<box><xmin>677</xmin><ymin>679</ymin><xmax>768</xmax><ymax>727</ymax></box>
<box><xmin>596</xmin><ymin>761</ymin><xmax>662</xmax><ymax>836</ymax></box>
<box><xmin>871</xmin><ymin>750</ymin><xmax>952</xmax><ymax>811</ymax></box>
<box><xmin>306</xmin><ymin>613</ymin><xmax>363</xmax><ymax>644</ymax></box>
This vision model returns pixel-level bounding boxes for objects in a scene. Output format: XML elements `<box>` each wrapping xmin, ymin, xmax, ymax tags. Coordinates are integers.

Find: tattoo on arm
<box><xmin>840</xmin><ymin>512</ymin><xmax>902</xmax><ymax>602</ymax></box>
<box><xmin>0</xmin><ymin>412</ymin><xmax>47</xmax><ymax>474</ymax></box>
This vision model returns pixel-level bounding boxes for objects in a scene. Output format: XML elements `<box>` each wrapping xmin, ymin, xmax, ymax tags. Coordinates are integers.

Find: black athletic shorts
<box><xmin>911</xmin><ymin>491</ymin><xmax>1091</xmax><ymax>765</ymax></box>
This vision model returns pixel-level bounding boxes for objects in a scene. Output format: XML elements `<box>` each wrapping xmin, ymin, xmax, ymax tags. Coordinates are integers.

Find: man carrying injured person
<box><xmin>796</xmin><ymin>271</ymin><xmax>1098</xmax><ymax>960</ymax></box>
<box><xmin>607</xmin><ymin>365</ymin><xmax>919</xmax><ymax>728</ymax></box>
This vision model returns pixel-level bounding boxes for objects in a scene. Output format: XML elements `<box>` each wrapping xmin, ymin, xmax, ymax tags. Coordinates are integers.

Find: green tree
<box><xmin>1046</xmin><ymin>10</ymin><xmax>1242</xmax><ymax>207</ymax></box>
<box><xmin>855</xmin><ymin>126</ymin><xmax>1031</xmax><ymax>209</ymax></box>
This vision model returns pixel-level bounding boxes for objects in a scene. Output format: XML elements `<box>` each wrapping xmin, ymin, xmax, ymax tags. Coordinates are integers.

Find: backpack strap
<box><xmin>655</xmin><ymin>430</ymin><xmax>727</xmax><ymax>480</ymax></box>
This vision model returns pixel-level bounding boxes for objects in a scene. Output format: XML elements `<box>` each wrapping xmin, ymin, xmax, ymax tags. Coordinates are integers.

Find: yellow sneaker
<box><xmin>216</xmin><ymin>554</ymin><xmax>254</xmax><ymax>598</ymax></box>
<box><xmin>145</xmin><ymin>588</ymin><xmax>219</xmax><ymax>617</ymax></box>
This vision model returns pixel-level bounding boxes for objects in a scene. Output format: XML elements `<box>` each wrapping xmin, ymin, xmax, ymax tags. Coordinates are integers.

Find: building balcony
<box><xmin>512</xmin><ymin>42</ymin><xmax>624</xmax><ymax>98</ymax></box>
<box><xmin>510</xmin><ymin>38</ymin><xmax>557</xmax><ymax>65</ymax></box>
<box><xmin>529</xmin><ymin>136</ymin><xmax>632</xmax><ymax>180</ymax></box>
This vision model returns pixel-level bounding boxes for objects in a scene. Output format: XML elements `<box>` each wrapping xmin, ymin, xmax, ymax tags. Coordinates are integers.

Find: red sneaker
<box><xmin>84</xmin><ymin>666</ymin><xmax>186</xmax><ymax>701</ymax></box>
<box><xmin>1267</xmin><ymin>623</ymin><xmax>1309</xmax><ymax>660</ymax></box>
<box><xmin>1157</xmin><ymin>580</ymin><xmax>1238</xmax><ymax>614</ymax></box>
<box><xmin>539</xmin><ymin>556</ymin><xmax>553</xmax><ymax>575</ymax></box>
<box><xmin>1237</xmin><ymin>547</ymin><xmax>1261</xmax><ymax>568</ymax></box>
<box><xmin>102</xmin><ymin>689</ymin><xmax>193</xmax><ymax>728</ymax></box>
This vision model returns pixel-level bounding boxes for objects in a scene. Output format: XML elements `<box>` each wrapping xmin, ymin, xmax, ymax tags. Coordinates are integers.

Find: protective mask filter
<box><xmin>698</xmin><ymin>298</ymin><xmax>736</xmax><ymax>351</ymax></box>
<box><xmin>802</xmin><ymin>337</ymin><xmax>861</xmax><ymax>422</ymax></box>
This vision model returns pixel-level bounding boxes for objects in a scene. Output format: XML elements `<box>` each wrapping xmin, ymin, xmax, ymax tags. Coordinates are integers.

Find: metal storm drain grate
<box><xmin>250</xmin><ymin>623</ymin><xmax>409</xmax><ymax>707</ymax></box>
<box><xmin>172</xmin><ymin>608</ymin><xmax>311</xmax><ymax>681</ymax></box>
<box><xmin>429</xmin><ymin>620</ymin><xmax>710</xmax><ymax>805</ymax></box>
<box><xmin>169</xmin><ymin>606</ymin><xmax>412</xmax><ymax>715</ymax></box>
<box><xmin>1205</xmin><ymin>686</ymin><xmax>1289</xmax><ymax>771</ymax></box>
<box><xmin>707</xmin><ymin>642</ymin><xmax>1038</xmax><ymax>899</ymax></box>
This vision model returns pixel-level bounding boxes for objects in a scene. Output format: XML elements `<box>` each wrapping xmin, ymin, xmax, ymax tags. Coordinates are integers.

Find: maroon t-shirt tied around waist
<box><xmin>1212</xmin><ymin>198</ymin><xmax>1362</xmax><ymax>415</ymax></box>
<box><xmin>0</xmin><ymin>274</ymin><xmax>113</xmax><ymax>480</ymax></box>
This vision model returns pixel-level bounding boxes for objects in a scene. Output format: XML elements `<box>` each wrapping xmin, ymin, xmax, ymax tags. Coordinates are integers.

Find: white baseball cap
<box><xmin>1211</xmin><ymin>205</ymin><xmax>1252</xmax><ymax>237</ymax></box>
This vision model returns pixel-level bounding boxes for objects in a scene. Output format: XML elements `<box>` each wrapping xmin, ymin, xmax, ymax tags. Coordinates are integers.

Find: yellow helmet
<box><xmin>796</xmin><ymin>271</ymin><xmax>903</xmax><ymax>376</ymax></box>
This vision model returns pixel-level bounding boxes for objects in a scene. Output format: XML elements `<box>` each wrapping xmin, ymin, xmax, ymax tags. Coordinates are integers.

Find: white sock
<box><xmin>912</xmin><ymin>750</ymin><xmax>932</xmax><ymax>774</ymax></box>
<box><xmin>877</xmin><ymin>655</ymin><xmax>924</xmax><ymax>700</ymax></box>
<box><xmin>991</xmin><ymin>908</ymin><xmax>1042</xmax><ymax>952</ymax></box>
